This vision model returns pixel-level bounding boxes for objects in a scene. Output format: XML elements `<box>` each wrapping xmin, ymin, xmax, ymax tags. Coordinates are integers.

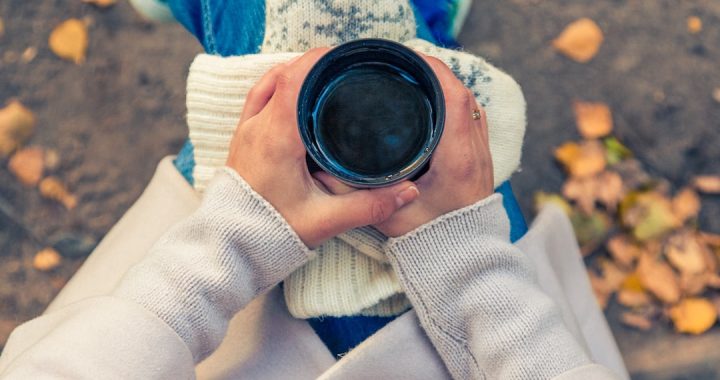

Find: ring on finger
<box><xmin>472</xmin><ymin>109</ymin><xmax>482</xmax><ymax>120</ymax></box>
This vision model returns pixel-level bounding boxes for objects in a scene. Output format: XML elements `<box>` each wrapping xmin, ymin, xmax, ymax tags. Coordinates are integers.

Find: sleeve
<box><xmin>0</xmin><ymin>167</ymin><xmax>313</xmax><ymax>379</ymax></box>
<box><xmin>384</xmin><ymin>194</ymin><xmax>620</xmax><ymax>379</ymax></box>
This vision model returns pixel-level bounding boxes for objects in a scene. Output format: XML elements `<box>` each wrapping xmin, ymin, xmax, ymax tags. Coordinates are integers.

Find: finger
<box><xmin>240</xmin><ymin>64</ymin><xmax>287</xmax><ymax>125</ymax></box>
<box><xmin>313</xmin><ymin>171</ymin><xmax>357</xmax><ymax>195</ymax></box>
<box><xmin>270</xmin><ymin>47</ymin><xmax>331</xmax><ymax>119</ymax></box>
<box><xmin>318</xmin><ymin>181</ymin><xmax>419</xmax><ymax>236</ymax></box>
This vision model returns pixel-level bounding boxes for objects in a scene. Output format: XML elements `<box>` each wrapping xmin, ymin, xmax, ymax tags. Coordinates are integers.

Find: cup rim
<box><xmin>297</xmin><ymin>38</ymin><xmax>445</xmax><ymax>188</ymax></box>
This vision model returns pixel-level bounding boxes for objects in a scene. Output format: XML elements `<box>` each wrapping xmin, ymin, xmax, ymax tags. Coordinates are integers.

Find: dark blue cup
<box><xmin>297</xmin><ymin>38</ymin><xmax>445</xmax><ymax>188</ymax></box>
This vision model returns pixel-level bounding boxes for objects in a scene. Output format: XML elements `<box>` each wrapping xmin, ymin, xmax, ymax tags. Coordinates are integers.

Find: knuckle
<box><xmin>276</xmin><ymin>72</ymin><xmax>293</xmax><ymax>90</ymax></box>
<box><xmin>449</xmin><ymin>86</ymin><xmax>472</xmax><ymax>106</ymax></box>
<box><xmin>370</xmin><ymin>199</ymin><xmax>389</xmax><ymax>224</ymax></box>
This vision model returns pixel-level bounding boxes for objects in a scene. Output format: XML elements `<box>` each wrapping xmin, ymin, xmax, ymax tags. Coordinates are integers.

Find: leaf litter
<box><xmin>536</xmin><ymin>98</ymin><xmax>720</xmax><ymax>335</ymax></box>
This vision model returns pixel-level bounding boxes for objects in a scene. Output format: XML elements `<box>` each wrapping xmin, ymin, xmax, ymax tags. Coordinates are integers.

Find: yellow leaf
<box><xmin>672</xmin><ymin>188</ymin><xmax>700</xmax><ymax>223</ymax></box>
<box><xmin>621</xmin><ymin>273</ymin><xmax>645</xmax><ymax>293</ymax></box>
<box><xmin>573</xmin><ymin>101</ymin><xmax>613</xmax><ymax>139</ymax></box>
<box><xmin>552</xmin><ymin>18</ymin><xmax>604</xmax><ymax>63</ymax></box>
<box><xmin>669</xmin><ymin>298</ymin><xmax>717</xmax><ymax>335</ymax></box>
<box><xmin>637</xmin><ymin>253</ymin><xmax>680</xmax><ymax>304</ymax></box>
<box><xmin>534</xmin><ymin>191</ymin><xmax>572</xmax><ymax>215</ymax></box>
<box><xmin>8</xmin><ymin>147</ymin><xmax>44</xmax><ymax>187</ymax></box>
<box><xmin>687</xmin><ymin>16</ymin><xmax>703</xmax><ymax>34</ymax></box>
<box><xmin>620</xmin><ymin>191</ymin><xmax>680</xmax><ymax>241</ymax></box>
<box><xmin>39</xmin><ymin>177</ymin><xmax>78</xmax><ymax>210</ymax></box>
<box><xmin>0</xmin><ymin>100</ymin><xmax>36</xmax><ymax>158</ymax></box>
<box><xmin>555</xmin><ymin>140</ymin><xmax>606</xmax><ymax>178</ymax></box>
<box><xmin>693</xmin><ymin>175</ymin><xmax>720</xmax><ymax>194</ymax></box>
<box><xmin>33</xmin><ymin>248</ymin><xmax>62</xmax><ymax>272</ymax></box>
<box><xmin>82</xmin><ymin>0</ymin><xmax>117</xmax><ymax>7</ymax></box>
<box><xmin>49</xmin><ymin>19</ymin><xmax>88</xmax><ymax>64</ymax></box>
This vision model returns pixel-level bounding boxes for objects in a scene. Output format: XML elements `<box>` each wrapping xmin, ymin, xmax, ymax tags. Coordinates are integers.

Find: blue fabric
<box><xmin>167</xmin><ymin>0</ymin><xmax>529</xmax><ymax>359</ymax></box>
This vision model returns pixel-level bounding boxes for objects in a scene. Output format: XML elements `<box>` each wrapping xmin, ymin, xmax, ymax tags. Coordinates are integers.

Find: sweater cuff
<box><xmin>387</xmin><ymin>193</ymin><xmax>509</xmax><ymax>251</ymax></box>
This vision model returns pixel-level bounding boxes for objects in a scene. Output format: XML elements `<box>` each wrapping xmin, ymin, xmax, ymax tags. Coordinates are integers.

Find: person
<box><xmin>0</xmin><ymin>45</ymin><xmax>620</xmax><ymax>380</ymax></box>
<box><xmin>1</xmin><ymin>1</ymin><xmax>630</xmax><ymax>378</ymax></box>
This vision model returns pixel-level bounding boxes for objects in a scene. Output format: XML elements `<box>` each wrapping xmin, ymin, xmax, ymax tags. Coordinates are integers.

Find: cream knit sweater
<box><xmin>187</xmin><ymin>0</ymin><xmax>526</xmax><ymax>318</ymax></box>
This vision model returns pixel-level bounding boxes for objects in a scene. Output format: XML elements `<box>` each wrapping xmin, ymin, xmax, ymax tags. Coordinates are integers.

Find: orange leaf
<box><xmin>39</xmin><ymin>177</ymin><xmax>78</xmax><ymax>210</ymax></box>
<box><xmin>669</xmin><ymin>298</ymin><xmax>717</xmax><ymax>335</ymax></box>
<box><xmin>0</xmin><ymin>100</ymin><xmax>36</xmax><ymax>158</ymax></box>
<box><xmin>693</xmin><ymin>175</ymin><xmax>720</xmax><ymax>194</ymax></box>
<box><xmin>8</xmin><ymin>147</ymin><xmax>44</xmax><ymax>186</ymax></box>
<box><xmin>555</xmin><ymin>140</ymin><xmax>606</xmax><ymax>178</ymax></box>
<box><xmin>552</xmin><ymin>18</ymin><xmax>604</xmax><ymax>63</ymax></box>
<box><xmin>687</xmin><ymin>16</ymin><xmax>703</xmax><ymax>34</ymax></box>
<box><xmin>573</xmin><ymin>101</ymin><xmax>613</xmax><ymax>139</ymax></box>
<box><xmin>607</xmin><ymin>235</ymin><xmax>641</xmax><ymax>269</ymax></box>
<box><xmin>637</xmin><ymin>253</ymin><xmax>680</xmax><ymax>304</ymax></box>
<box><xmin>617</xmin><ymin>289</ymin><xmax>652</xmax><ymax>308</ymax></box>
<box><xmin>33</xmin><ymin>248</ymin><xmax>62</xmax><ymax>272</ymax></box>
<box><xmin>672</xmin><ymin>188</ymin><xmax>700</xmax><ymax>223</ymax></box>
<box><xmin>665</xmin><ymin>231</ymin><xmax>708</xmax><ymax>275</ymax></box>
<box><xmin>49</xmin><ymin>19</ymin><xmax>88</xmax><ymax>64</ymax></box>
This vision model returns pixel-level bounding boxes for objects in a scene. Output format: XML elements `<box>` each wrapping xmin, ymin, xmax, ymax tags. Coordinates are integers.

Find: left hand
<box><xmin>226</xmin><ymin>48</ymin><xmax>420</xmax><ymax>248</ymax></box>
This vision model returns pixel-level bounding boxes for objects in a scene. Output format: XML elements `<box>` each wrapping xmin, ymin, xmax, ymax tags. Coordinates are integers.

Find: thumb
<box><xmin>319</xmin><ymin>181</ymin><xmax>419</xmax><ymax>236</ymax></box>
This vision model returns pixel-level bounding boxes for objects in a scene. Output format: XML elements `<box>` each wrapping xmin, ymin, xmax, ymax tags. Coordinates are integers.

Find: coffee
<box><xmin>313</xmin><ymin>63</ymin><xmax>432</xmax><ymax>176</ymax></box>
<box><xmin>298</xmin><ymin>39</ymin><xmax>445</xmax><ymax>187</ymax></box>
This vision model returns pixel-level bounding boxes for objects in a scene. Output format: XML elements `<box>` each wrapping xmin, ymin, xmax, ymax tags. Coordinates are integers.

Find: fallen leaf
<box><xmin>713</xmin><ymin>88</ymin><xmax>720</xmax><ymax>104</ymax></box>
<box><xmin>672</xmin><ymin>188</ymin><xmax>700</xmax><ymax>224</ymax></box>
<box><xmin>620</xmin><ymin>312</ymin><xmax>653</xmax><ymax>331</ymax></box>
<box><xmin>20</xmin><ymin>47</ymin><xmax>37</xmax><ymax>63</ymax></box>
<box><xmin>570</xmin><ymin>210</ymin><xmax>611</xmax><ymax>255</ymax></box>
<box><xmin>693</xmin><ymin>175</ymin><xmax>720</xmax><ymax>194</ymax></box>
<box><xmin>607</xmin><ymin>235</ymin><xmax>641</xmax><ymax>269</ymax></box>
<box><xmin>0</xmin><ymin>18</ymin><xmax>4</xmax><ymax>39</ymax></box>
<box><xmin>599</xmin><ymin>259</ymin><xmax>628</xmax><ymax>291</ymax></box>
<box><xmin>49</xmin><ymin>19</ymin><xmax>88</xmax><ymax>64</ymax></box>
<box><xmin>0</xmin><ymin>100</ymin><xmax>36</xmax><ymax>158</ymax></box>
<box><xmin>573</xmin><ymin>101</ymin><xmax>613</xmax><ymax>139</ymax></box>
<box><xmin>33</xmin><ymin>248</ymin><xmax>62</xmax><ymax>272</ymax></box>
<box><xmin>604</xmin><ymin>136</ymin><xmax>632</xmax><ymax>166</ymax></box>
<box><xmin>555</xmin><ymin>140</ymin><xmax>606</xmax><ymax>178</ymax></box>
<box><xmin>39</xmin><ymin>177</ymin><xmax>78</xmax><ymax>209</ymax></box>
<box><xmin>687</xmin><ymin>16</ymin><xmax>703</xmax><ymax>34</ymax></box>
<box><xmin>617</xmin><ymin>289</ymin><xmax>652</xmax><ymax>308</ymax></box>
<box><xmin>665</xmin><ymin>231</ymin><xmax>708</xmax><ymax>275</ymax></box>
<box><xmin>563</xmin><ymin>171</ymin><xmax>624</xmax><ymax>215</ymax></box>
<box><xmin>613</xmin><ymin>159</ymin><xmax>651</xmax><ymax>190</ymax></box>
<box><xmin>637</xmin><ymin>253</ymin><xmax>681</xmax><ymax>304</ymax></box>
<box><xmin>622</xmin><ymin>272</ymin><xmax>645</xmax><ymax>292</ymax></box>
<box><xmin>552</xmin><ymin>18</ymin><xmax>604</xmax><ymax>63</ymax></box>
<box><xmin>534</xmin><ymin>191</ymin><xmax>572</xmax><ymax>215</ymax></box>
<box><xmin>8</xmin><ymin>147</ymin><xmax>44</xmax><ymax>186</ymax></box>
<box><xmin>620</xmin><ymin>191</ymin><xmax>680</xmax><ymax>241</ymax></box>
<box><xmin>700</xmin><ymin>232</ymin><xmax>720</xmax><ymax>248</ymax></box>
<box><xmin>44</xmin><ymin>148</ymin><xmax>61</xmax><ymax>171</ymax></box>
<box><xmin>82</xmin><ymin>0</ymin><xmax>117</xmax><ymax>7</ymax></box>
<box><xmin>669</xmin><ymin>298</ymin><xmax>717</xmax><ymax>335</ymax></box>
<box><xmin>679</xmin><ymin>272</ymin><xmax>709</xmax><ymax>296</ymax></box>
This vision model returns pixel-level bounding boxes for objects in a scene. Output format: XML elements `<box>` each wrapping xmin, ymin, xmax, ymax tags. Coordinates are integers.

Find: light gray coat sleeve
<box><xmin>385</xmin><ymin>193</ymin><xmax>620</xmax><ymax>379</ymax></box>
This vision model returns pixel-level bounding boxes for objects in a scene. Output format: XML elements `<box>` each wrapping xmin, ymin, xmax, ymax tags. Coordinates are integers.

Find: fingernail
<box><xmin>396</xmin><ymin>186</ymin><xmax>419</xmax><ymax>208</ymax></box>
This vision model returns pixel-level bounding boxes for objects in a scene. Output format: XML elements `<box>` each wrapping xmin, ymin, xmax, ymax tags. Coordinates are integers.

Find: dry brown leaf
<box><xmin>8</xmin><ymin>147</ymin><xmax>44</xmax><ymax>186</ymax></box>
<box><xmin>665</xmin><ymin>231</ymin><xmax>708</xmax><ymax>275</ymax></box>
<box><xmin>573</xmin><ymin>101</ymin><xmax>613</xmax><ymax>139</ymax></box>
<box><xmin>637</xmin><ymin>253</ymin><xmax>681</xmax><ymax>304</ymax></box>
<box><xmin>39</xmin><ymin>177</ymin><xmax>78</xmax><ymax>209</ymax></box>
<box><xmin>82</xmin><ymin>0</ymin><xmax>117</xmax><ymax>7</ymax></box>
<box><xmin>552</xmin><ymin>18</ymin><xmax>604</xmax><ymax>63</ymax></box>
<box><xmin>607</xmin><ymin>235</ymin><xmax>641</xmax><ymax>269</ymax></box>
<box><xmin>599</xmin><ymin>259</ymin><xmax>628</xmax><ymax>291</ymax></box>
<box><xmin>0</xmin><ymin>100</ymin><xmax>36</xmax><ymax>158</ymax></box>
<box><xmin>33</xmin><ymin>248</ymin><xmax>62</xmax><ymax>272</ymax></box>
<box><xmin>669</xmin><ymin>298</ymin><xmax>717</xmax><ymax>335</ymax></box>
<box><xmin>596</xmin><ymin>171</ymin><xmax>624</xmax><ymax>212</ymax></box>
<box><xmin>700</xmin><ymin>232</ymin><xmax>720</xmax><ymax>248</ymax></box>
<box><xmin>693</xmin><ymin>175</ymin><xmax>720</xmax><ymax>194</ymax></box>
<box><xmin>713</xmin><ymin>88</ymin><xmax>720</xmax><ymax>104</ymax></box>
<box><xmin>679</xmin><ymin>272</ymin><xmax>708</xmax><ymax>296</ymax></box>
<box><xmin>20</xmin><ymin>47</ymin><xmax>38</xmax><ymax>63</ymax></box>
<box><xmin>555</xmin><ymin>140</ymin><xmax>606</xmax><ymax>178</ymax></box>
<box><xmin>0</xmin><ymin>18</ymin><xmax>4</xmax><ymax>39</ymax></box>
<box><xmin>672</xmin><ymin>188</ymin><xmax>700</xmax><ymax>223</ymax></box>
<box><xmin>49</xmin><ymin>19</ymin><xmax>88</xmax><ymax>64</ymax></box>
<box><xmin>620</xmin><ymin>312</ymin><xmax>653</xmax><ymax>331</ymax></box>
<box><xmin>563</xmin><ymin>171</ymin><xmax>624</xmax><ymax>215</ymax></box>
<box><xmin>617</xmin><ymin>289</ymin><xmax>652</xmax><ymax>308</ymax></box>
<box><xmin>688</xmin><ymin>16</ymin><xmax>703</xmax><ymax>34</ymax></box>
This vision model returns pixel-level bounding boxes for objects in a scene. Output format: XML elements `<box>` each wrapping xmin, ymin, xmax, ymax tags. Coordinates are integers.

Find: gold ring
<box><xmin>472</xmin><ymin>109</ymin><xmax>482</xmax><ymax>120</ymax></box>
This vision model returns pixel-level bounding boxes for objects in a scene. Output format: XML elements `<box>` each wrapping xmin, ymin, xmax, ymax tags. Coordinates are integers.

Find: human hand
<box><xmin>314</xmin><ymin>54</ymin><xmax>494</xmax><ymax>237</ymax></box>
<box><xmin>225</xmin><ymin>48</ymin><xmax>420</xmax><ymax>248</ymax></box>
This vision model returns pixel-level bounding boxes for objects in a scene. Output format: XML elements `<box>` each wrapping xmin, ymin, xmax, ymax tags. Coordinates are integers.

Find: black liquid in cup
<box><xmin>298</xmin><ymin>39</ymin><xmax>445</xmax><ymax>188</ymax></box>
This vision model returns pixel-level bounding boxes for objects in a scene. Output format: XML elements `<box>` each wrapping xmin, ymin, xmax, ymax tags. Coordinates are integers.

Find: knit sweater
<box><xmin>0</xmin><ymin>167</ymin><xmax>616</xmax><ymax>379</ymax></box>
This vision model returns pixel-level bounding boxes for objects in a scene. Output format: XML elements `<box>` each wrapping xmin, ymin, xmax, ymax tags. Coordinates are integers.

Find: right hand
<box><xmin>315</xmin><ymin>54</ymin><xmax>495</xmax><ymax>237</ymax></box>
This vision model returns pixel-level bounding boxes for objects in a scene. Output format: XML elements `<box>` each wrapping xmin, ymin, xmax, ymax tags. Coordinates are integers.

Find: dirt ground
<box><xmin>1</xmin><ymin>0</ymin><xmax>719</xmax><ymax>378</ymax></box>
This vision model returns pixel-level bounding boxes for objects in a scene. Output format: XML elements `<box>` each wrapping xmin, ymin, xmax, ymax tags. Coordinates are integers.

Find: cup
<box><xmin>297</xmin><ymin>38</ymin><xmax>445</xmax><ymax>188</ymax></box>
